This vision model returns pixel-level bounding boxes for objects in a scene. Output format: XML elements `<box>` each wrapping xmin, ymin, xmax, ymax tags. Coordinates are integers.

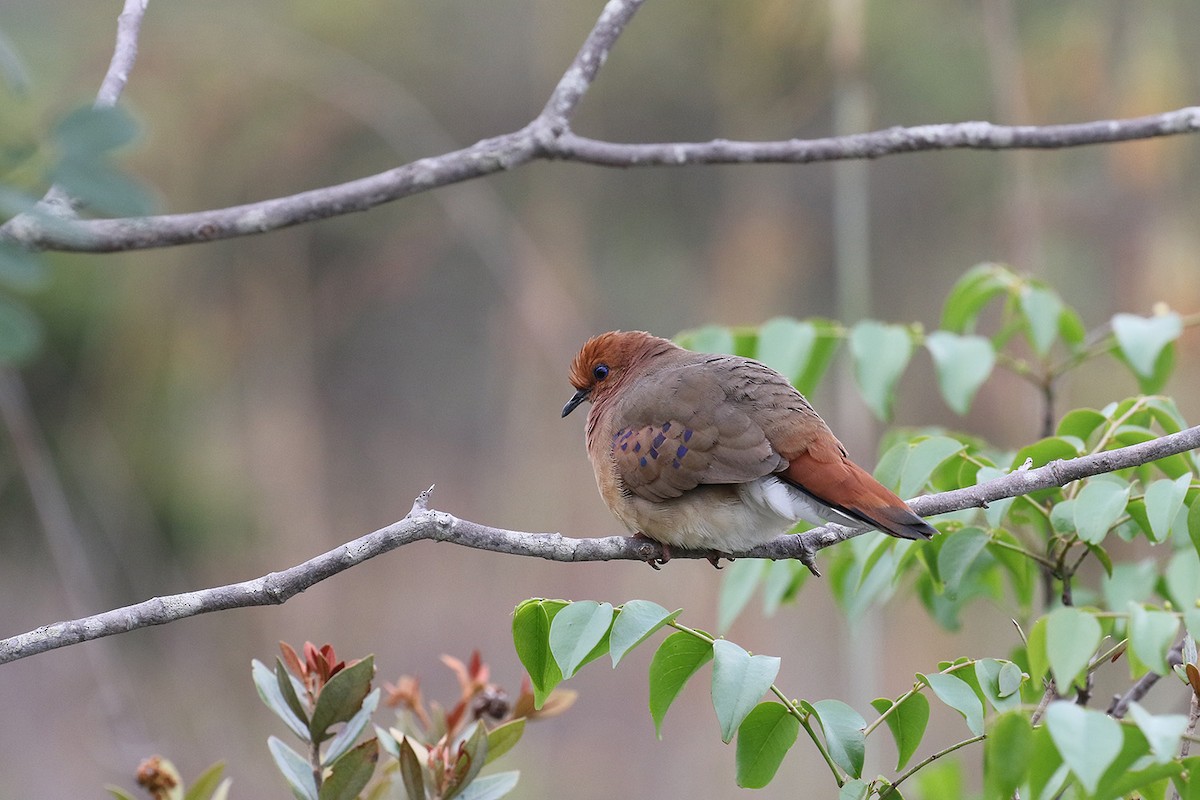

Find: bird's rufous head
<box><xmin>561</xmin><ymin>330</ymin><xmax>674</xmax><ymax>418</ymax></box>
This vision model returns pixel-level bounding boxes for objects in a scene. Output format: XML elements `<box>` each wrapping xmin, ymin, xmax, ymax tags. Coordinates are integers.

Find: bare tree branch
<box><xmin>27</xmin><ymin>0</ymin><xmax>150</xmax><ymax>219</ymax></box>
<box><xmin>0</xmin><ymin>0</ymin><xmax>1197</xmax><ymax>253</ymax></box>
<box><xmin>97</xmin><ymin>0</ymin><xmax>149</xmax><ymax>108</ymax></box>
<box><xmin>2</xmin><ymin>426</ymin><xmax>1197</xmax><ymax>666</ymax></box>
<box><xmin>537</xmin><ymin>0</ymin><xmax>645</xmax><ymax>129</ymax></box>
<box><xmin>1107</xmin><ymin>638</ymin><xmax>1185</xmax><ymax>719</ymax></box>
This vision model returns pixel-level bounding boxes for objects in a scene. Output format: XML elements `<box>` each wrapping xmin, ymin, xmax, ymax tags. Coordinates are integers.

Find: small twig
<box><xmin>1108</xmin><ymin>639</ymin><xmax>1186</xmax><ymax>718</ymax></box>
<box><xmin>537</xmin><ymin>0</ymin><xmax>644</xmax><ymax>130</ymax></box>
<box><xmin>96</xmin><ymin>0</ymin><xmax>149</xmax><ymax>108</ymax></box>
<box><xmin>1171</xmin><ymin>693</ymin><xmax>1200</xmax><ymax>800</ymax></box>
<box><xmin>880</xmin><ymin>734</ymin><xmax>987</xmax><ymax>797</ymax></box>
<box><xmin>16</xmin><ymin>0</ymin><xmax>150</xmax><ymax>220</ymax></box>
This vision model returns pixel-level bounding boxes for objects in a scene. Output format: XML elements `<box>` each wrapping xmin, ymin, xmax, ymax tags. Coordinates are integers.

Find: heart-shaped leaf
<box><xmin>1044</xmin><ymin>702</ymin><xmax>1122</xmax><ymax>794</ymax></box>
<box><xmin>711</xmin><ymin>640</ymin><xmax>780</xmax><ymax>744</ymax></box>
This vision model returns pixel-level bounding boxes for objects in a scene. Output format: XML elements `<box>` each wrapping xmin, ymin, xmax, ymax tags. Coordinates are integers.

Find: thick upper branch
<box><xmin>1</xmin><ymin>0</ymin><xmax>1197</xmax><ymax>252</ymax></box>
<box><xmin>2</xmin><ymin>425</ymin><xmax>1197</xmax><ymax>666</ymax></box>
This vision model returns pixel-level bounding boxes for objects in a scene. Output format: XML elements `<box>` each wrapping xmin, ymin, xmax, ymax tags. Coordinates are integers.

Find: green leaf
<box><xmin>1191</xmin><ymin>499</ymin><xmax>1200</xmax><ymax>559</ymax></box>
<box><xmin>1112</xmin><ymin>312</ymin><xmax>1182</xmax><ymax>379</ymax></box>
<box><xmin>1145</xmin><ymin>473</ymin><xmax>1192</xmax><ymax>542</ymax></box>
<box><xmin>275</xmin><ymin>658</ymin><xmax>310</xmax><ymax>727</ymax></box>
<box><xmin>1045</xmin><ymin>606</ymin><xmax>1101</xmax><ymax>689</ymax></box>
<box><xmin>711</xmin><ymin>640</ymin><xmax>781</xmax><ymax>744</ymax></box>
<box><xmin>1128</xmin><ymin>702</ymin><xmax>1189</xmax><ymax>764</ymax></box>
<box><xmin>717</xmin><ymin>559</ymin><xmax>767</xmax><ymax>632</ymax></box>
<box><xmin>1187</xmin><ymin>609</ymin><xmax>1200</xmax><ymax>644</ymax></box>
<box><xmin>1026</xmin><ymin>615</ymin><xmax>1049</xmax><ymax>684</ymax></box>
<box><xmin>484</xmin><ymin>718</ymin><xmax>525</xmax><ymax>765</ymax></box>
<box><xmin>1027</xmin><ymin>725</ymin><xmax>1068</xmax><ymax>800</ymax></box>
<box><xmin>455</xmin><ymin>771</ymin><xmax>520</xmax><ymax>800</ymax></box>
<box><xmin>1103</xmin><ymin>561</ymin><xmax>1157</xmax><ymax>628</ymax></box>
<box><xmin>984</xmin><ymin>711</ymin><xmax>1033</xmax><ymax>799</ymax></box>
<box><xmin>755</xmin><ymin>317</ymin><xmax>817</xmax><ymax>383</ymax></box>
<box><xmin>609</xmin><ymin>601</ymin><xmax>678</xmax><ymax>667</ymax></box>
<box><xmin>183</xmin><ymin>762</ymin><xmax>227</xmax><ymax>800</ymax></box>
<box><xmin>548</xmin><ymin>601</ymin><xmax>614</xmax><ymax>679</ymax></box>
<box><xmin>677</xmin><ymin>325</ymin><xmax>735</xmax><ymax>355</ymax></box>
<box><xmin>0</xmin><ymin>243</ymin><xmax>46</xmax><ymax>292</ymax></box>
<box><xmin>795</xmin><ymin>319</ymin><xmax>842</xmax><ymax>395</ymax></box>
<box><xmin>310</xmin><ymin>656</ymin><xmax>375</xmax><ymax>743</ymax></box>
<box><xmin>398</xmin><ymin>737</ymin><xmax>426</xmax><ymax>800</ymax></box>
<box><xmin>268</xmin><ymin>736</ymin><xmax>318</xmax><ymax>800</ymax></box>
<box><xmin>1019</xmin><ymin>284</ymin><xmax>1063</xmax><ymax>357</ymax></box>
<box><xmin>925</xmin><ymin>331</ymin><xmax>995</xmax><ymax>414</ymax></box>
<box><xmin>975</xmin><ymin>659</ymin><xmax>1023</xmax><ymax>712</ymax></box>
<box><xmin>920</xmin><ymin>673</ymin><xmax>984</xmax><ymax>736</ymax></box>
<box><xmin>55</xmin><ymin>105</ymin><xmax>139</xmax><ymax>156</ymax></box>
<box><xmin>1129</xmin><ymin>603</ymin><xmax>1179</xmax><ymax>675</ymax></box>
<box><xmin>850</xmin><ymin>321</ymin><xmax>914</xmax><ymax>420</ymax></box>
<box><xmin>940</xmin><ymin>263</ymin><xmax>1012</xmax><ymax>333</ymax></box>
<box><xmin>809</xmin><ymin>699</ymin><xmax>867</xmax><ymax>779</ymax></box>
<box><xmin>735</xmin><ymin>702</ymin><xmax>800</xmax><ymax>788</ymax></box>
<box><xmin>323</xmin><ymin>688</ymin><xmax>379</xmax><ymax>766</ymax></box>
<box><xmin>1059</xmin><ymin>306</ymin><xmax>1087</xmax><ymax>350</ymax></box>
<box><xmin>0</xmin><ymin>295</ymin><xmax>42</xmax><ymax>365</ymax></box>
<box><xmin>319</xmin><ymin>739</ymin><xmax>378</xmax><ymax>800</ymax></box>
<box><xmin>444</xmin><ymin>722</ymin><xmax>488</xmax><ymax>800</ymax></box>
<box><xmin>762</xmin><ymin>560</ymin><xmax>807</xmax><ymax>616</ymax></box>
<box><xmin>899</xmin><ymin>436</ymin><xmax>966</xmax><ymax>499</ymax></box>
<box><xmin>648</xmin><ymin>631</ymin><xmax>714</xmax><ymax>738</ymax></box>
<box><xmin>513</xmin><ymin>599</ymin><xmax>567</xmax><ymax>708</ymax></box>
<box><xmin>870</xmin><ymin>692</ymin><xmax>929</xmax><ymax>770</ymax></box>
<box><xmin>52</xmin><ymin>155</ymin><xmax>153</xmax><ymax>217</ymax></box>
<box><xmin>1057</xmin><ymin>408</ymin><xmax>1108</xmax><ymax>443</ymax></box>
<box><xmin>838</xmin><ymin>779</ymin><xmax>871</xmax><ymax>800</ymax></box>
<box><xmin>1175</xmin><ymin>757</ymin><xmax>1200</xmax><ymax>800</ymax></box>
<box><xmin>937</xmin><ymin>527</ymin><xmax>990</xmax><ymax>597</ymax></box>
<box><xmin>1074</xmin><ymin>479</ymin><xmax>1131</xmax><ymax>544</ymax></box>
<box><xmin>1044</xmin><ymin>702</ymin><xmax>1123</xmax><ymax>794</ymax></box>
<box><xmin>1166</xmin><ymin>551</ymin><xmax>1200</xmax><ymax>612</ymax></box>
<box><xmin>252</xmin><ymin>659</ymin><xmax>310</xmax><ymax>741</ymax></box>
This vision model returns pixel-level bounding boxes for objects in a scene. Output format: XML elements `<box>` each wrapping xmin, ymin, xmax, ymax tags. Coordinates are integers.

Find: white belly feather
<box><xmin>618</xmin><ymin>475</ymin><xmax>859</xmax><ymax>552</ymax></box>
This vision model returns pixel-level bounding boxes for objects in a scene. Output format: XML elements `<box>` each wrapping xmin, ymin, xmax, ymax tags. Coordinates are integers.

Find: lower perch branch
<box><xmin>1</xmin><ymin>426</ymin><xmax>1197</xmax><ymax>665</ymax></box>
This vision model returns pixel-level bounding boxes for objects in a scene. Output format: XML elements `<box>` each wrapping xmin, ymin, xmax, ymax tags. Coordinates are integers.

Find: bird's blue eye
<box><xmin>593</xmin><ymin>364</ymin><xmax>610</xmax><ymax>381</ymax></box>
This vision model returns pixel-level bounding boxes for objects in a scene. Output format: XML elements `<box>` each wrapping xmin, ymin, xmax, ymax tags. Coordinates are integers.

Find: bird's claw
<box><xmin>707</xmin><ymin>551</ymin><xmax>734</xmax><ymax>569</ymax></box>
<box><xmin>798</xmin><ymin>544</ymin><xmax>821</xmax><ymax>577</ymax></box>
<box><xmin>632</xmin><ymin>532</ymin><xmax>670</xmax><ymax>569</ymax></box>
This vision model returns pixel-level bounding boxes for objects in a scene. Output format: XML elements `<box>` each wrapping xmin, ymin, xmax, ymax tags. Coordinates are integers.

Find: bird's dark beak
<box><xmin>561</xmin><ymin>387</ymin><xmax>590</xmax><ymax>418</ymax></box>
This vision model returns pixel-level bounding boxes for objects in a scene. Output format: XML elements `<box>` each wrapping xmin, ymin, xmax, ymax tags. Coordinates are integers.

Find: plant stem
<box><xmin>768</xmin><ymin>685</ymin><xmax>845</xmax><ymax>786</ymax></box>
<box><xmin>863</xmin><ymin>660</ymin><xmax>979</xmax><ymax>736</ymax></box>
<box><xmin>987</xmin><ymin>536</ymin><xmax>1058</xmax><ymax>571</ymax></box>
<box><xmin>667</xmin><ymin>622</ymin><xmax>846</xmax><ymax>785</ymax></box>
<box><xmin>879</xmin><ymin>734</ymin><xmax>987</xmax><ymax>797</ymax></box>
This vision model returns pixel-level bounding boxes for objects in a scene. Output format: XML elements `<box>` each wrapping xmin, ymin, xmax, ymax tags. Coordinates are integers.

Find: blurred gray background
<box><xmin>1</xmin><ymin>1</ymin><xmax>1199</xmax><ymax>797</ymax></box>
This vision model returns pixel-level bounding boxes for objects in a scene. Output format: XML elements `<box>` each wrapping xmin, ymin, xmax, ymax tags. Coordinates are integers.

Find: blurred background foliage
<box><xmin>1</xmin><ymin>0</ymin><xmax>1199</xmax><ymax>797</ymax></box>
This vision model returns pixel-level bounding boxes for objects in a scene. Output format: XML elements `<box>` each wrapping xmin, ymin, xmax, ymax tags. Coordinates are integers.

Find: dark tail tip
<box><xmin>891</xmin><ymin>518</ymin><xmax>937</xmax><ymax>541</ymax></box>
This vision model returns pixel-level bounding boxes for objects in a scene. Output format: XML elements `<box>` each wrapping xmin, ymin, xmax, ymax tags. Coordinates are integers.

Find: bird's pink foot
<box><xmin>706</xmin><ymin>551</ymin><xmax>734</xmax><ymax>569</ymax></box>
<box><xmin>632</xmin><ymin>532</ymin><xmax>670</xmax><ymax>569</ymax></box>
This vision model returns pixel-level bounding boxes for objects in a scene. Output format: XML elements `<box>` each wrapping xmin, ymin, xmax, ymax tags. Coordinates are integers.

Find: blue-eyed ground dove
<box><xmin>562</xmin><ymin>331</ymin><xmax>935</xmax><ymax>563</ymax></box>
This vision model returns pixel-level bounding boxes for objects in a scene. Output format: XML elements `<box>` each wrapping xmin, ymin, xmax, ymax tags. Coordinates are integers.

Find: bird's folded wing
<box><xmin>608</xmin><ymin>366</ymin><xmax>787</xmax><ymax>502</ymax></box>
